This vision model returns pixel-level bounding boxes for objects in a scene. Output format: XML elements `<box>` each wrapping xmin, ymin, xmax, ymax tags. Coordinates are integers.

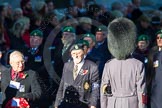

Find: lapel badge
<box><xmin>84</xmin><ymin>81</ymin><xmax>90</xmax><ymax>90</ymax></box>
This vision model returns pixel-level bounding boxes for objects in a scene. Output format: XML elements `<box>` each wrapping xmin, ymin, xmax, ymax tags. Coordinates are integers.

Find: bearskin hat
<box><xmin>107</xmin><ymin>17</ymin><xmax>137</xmax><ymax>60</ymax></box>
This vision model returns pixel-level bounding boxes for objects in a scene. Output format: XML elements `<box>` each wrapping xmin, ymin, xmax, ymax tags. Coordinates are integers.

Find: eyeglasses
<box><xmin>14</xmin><ymin>60</ymin><xmax>25</xmax><ymax>65</ymax></box>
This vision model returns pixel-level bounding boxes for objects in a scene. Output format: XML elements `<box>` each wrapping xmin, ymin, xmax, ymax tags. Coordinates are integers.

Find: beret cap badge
<box><xmin>30</xmin><ymin>29</ymin><xmax>43</xmax><ymax>37</ymax></box>
<box><xmin>74</xmin><ymin>45</ymin><xmax>79</xmax><ymax>49</ymax></box>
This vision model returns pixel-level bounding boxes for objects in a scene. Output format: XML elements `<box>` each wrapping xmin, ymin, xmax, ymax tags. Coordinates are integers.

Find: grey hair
<box><xmin>9</xmin><ymin>51</ymin><xmax>24</xmax><ymax>62</ymax></box>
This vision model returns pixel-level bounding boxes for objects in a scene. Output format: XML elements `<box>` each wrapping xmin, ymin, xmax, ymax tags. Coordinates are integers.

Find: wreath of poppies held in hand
<box><xmin>5</xmin><ymin>98</ymin><xmax>30</xmax><ymax>108</ymax></box>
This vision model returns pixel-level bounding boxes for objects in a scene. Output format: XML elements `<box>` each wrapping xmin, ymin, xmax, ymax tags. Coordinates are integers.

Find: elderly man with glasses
<box><xmin>1</xmin><ymin>51</ymin><xmax>41</xmax><ymax>108</ymax></box>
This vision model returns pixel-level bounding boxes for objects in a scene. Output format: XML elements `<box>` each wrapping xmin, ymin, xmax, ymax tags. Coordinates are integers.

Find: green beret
<box><xmin>62</xmin><ymin>26</ymin><xmax>75</xmax><ymax>33</ymax></box>
<box><xmin>76</xmin><ymin>40</ymin><xmax>89</xmax><ymax>48</ymax></box>
<box><xmin>137</xmin><ymin>35</ymin><xmax>149</xmax><ymax>42</ymax></box>
<box><xmin>96</xmin><ymin>25</ymin><xmax>107</xmax><ymax>32</ymax></box>
<box><xmin>156</xmin><ymin>30</ymin><xmax>162</xmax><ymax>35</ymax></box>
<box><xmin>83</xmin><ymin>33</ymin><xmax>95</xmax><ymax>42</ymax></box>
<box><xmin>30</xmin><ymin>29</ymin><xmax>43</xmax><ymax>37</ymax></box>
<box><xmin>70</xmin><ymin>43</ymin><xmax>84</xmax><ymax>52</ymax></box>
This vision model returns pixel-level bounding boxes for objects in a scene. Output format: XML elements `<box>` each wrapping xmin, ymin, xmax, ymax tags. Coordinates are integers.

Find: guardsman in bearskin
<box><xmin>147</xmin><ymin>29</ymin><xmax>162</xmax><ymax>108</ymax></box>
<box><xmin>54</xmin><ymin>43</ymin><xmax>100</xmax><ymax>108</ymax></box>
<box><xmin>100</xmin><ymin>17</ymin><xmax>147</xmax><ymax>108</ymax></box>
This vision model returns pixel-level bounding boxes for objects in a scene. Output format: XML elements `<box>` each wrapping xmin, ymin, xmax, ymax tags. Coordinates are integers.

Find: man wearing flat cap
<box><xmin>147</xmin><ymin>29</ymin><xmax>162</xmax><ymax>108</ymax></box>
<box><xmin>61</xmin><ymin>26</ymin><xmax>77</xmax><ymax>63</ymax></box>
<box><xmin>101</xmin><ymin>18</ymin><xmax>147</xmax><ymax>108</ymax></box>
<box><xmin>54</xmin><ymin>43</ymin><xmax>100</xmax><ymax>108</ymax></box>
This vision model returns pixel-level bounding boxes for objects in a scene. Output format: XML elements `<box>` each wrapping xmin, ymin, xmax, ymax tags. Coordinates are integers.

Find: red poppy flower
<box><xmin>18</xmin><ymin>73</ymin><xmax>28</xmax><ymax>79</ymax></box>
<box><xmin>82</xmin><ymin>70</ymin><xmax>88</xmax><ymax>75</ymax></box>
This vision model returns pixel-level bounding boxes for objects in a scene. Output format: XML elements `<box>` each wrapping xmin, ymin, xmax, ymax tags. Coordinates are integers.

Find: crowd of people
<box><xmin>0</xmin><ymin>0</ymin><xmax>162</xmax><ymax>108</ymax></box>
